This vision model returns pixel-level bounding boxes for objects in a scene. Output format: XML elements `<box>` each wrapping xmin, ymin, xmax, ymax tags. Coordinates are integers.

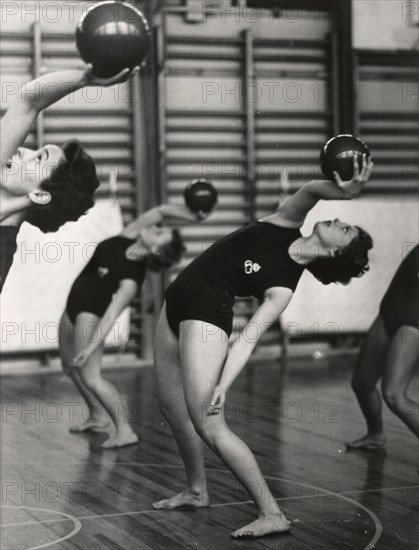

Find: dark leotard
<box><xmin>165</xmin><ymin>221</ymin><xmax>304</xmax><ymax>337</ymax></box>
<box><xmin>0</xmin><ymin>226</ymin><xmax>19</xmax><ymax>293</ymax></box>
<box><xmin>66</xmin><ymin>235</ymin><xmax>147</xmax><ymax>324</ymax></box>
<box><xmin>379</xmin><ymin>244</ymin><xmax>418</xmax><ymax>337</ymax></box>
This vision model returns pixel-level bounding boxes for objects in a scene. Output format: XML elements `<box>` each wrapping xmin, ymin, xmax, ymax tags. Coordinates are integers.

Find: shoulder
<box><xmin>102</xmin><ymin>235</ymin><xmax>130</xmax><ymax>248</ymax></box>
<box><xmin>259</xmin><ymin>213</ymin><xmax>303</xmax><ymax>229</ymax></box>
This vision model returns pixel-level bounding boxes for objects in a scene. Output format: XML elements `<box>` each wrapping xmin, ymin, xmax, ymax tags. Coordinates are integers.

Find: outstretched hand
<box><xmin>206</xmin><ymin>386</ymin><xmax>227</xmax><ymax>416</ymax></box>
<box><xmin>82</xmin><ymin>63</ymin><xmax>140</xmax><ymax>87</ymax></box>
<box><xmin>196</xmin><ymin>210</ymin><xmax>212</xmax><ymax>222</ymax></box>
<box><xmin>333</xmin><ymin>153</ymin><xmax>374</xmax><ymax>199</ymax></box>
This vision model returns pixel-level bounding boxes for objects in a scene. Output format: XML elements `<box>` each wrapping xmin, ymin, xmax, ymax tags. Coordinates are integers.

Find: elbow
<box><xmin>232</xmin><ymin>337</ymin><xmax>257</xmax><ymax>358</ymax></box>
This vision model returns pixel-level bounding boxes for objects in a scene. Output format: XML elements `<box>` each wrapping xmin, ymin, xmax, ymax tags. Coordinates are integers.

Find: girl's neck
<box><xmin>125</xmin><ymin>239</ymin><xmax>149</xmax><ymax>261</ymax></box>
<box><xmin>289</xmin><ymin>235</ymin><xmax>325</xmax><ymax>265</ymax></box>
<box><xmin>0</xmin><ymin>191</ymin><xmax>30</xmax><ymax>225</ymax></box>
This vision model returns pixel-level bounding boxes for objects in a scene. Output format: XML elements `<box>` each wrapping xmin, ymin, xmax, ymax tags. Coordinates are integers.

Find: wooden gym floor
<box><xmin>1</xmin><ymin>354</ymin><xmax>418</xmax><ymax>549</ymax></box>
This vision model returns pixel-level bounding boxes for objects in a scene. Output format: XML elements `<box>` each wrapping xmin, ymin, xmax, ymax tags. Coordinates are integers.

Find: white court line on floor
<box><xmin>272</xmin><ymin>475</ymin><xmax>383</xmax><ymax>550</ymax></box>
<box><xmin>2</xmin><ymin>480</ymin><xmax>416</xmax><ymax>529</ymax></box>
<box><xmin>0</xmin><ymin>506</ymin><xmax>81</xmax><ymax>550</ymax></box>
<box><xmin>0</xmin><ymin>466</ymin><xmax>395</xmax><ymax>550</ymax></box>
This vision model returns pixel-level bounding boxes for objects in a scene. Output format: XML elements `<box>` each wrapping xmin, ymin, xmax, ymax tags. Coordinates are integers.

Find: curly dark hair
<box><xmin>25</xmin><ymin>140</ymin><xmax>100</xmax><ymax>232</ymax></box>
<box><xmin>147</xmin><ymin>229</ymin><xmax>186</xmax><ymax>272</ymax></box>
<box><xmin>306</xmin><ymin>226</ymin><xmax>373</xmax><ymax>285</ymax></box>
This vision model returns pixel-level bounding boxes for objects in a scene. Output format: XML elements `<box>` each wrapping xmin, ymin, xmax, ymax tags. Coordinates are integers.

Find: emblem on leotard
<box><xmin>97</xmin><ymin>267</ymin><xmax>109</xmax><ymax>278</ymax></box>
<box><xmin>244</xmin><ymin>260</ymin><xmax>262</xmax><ymax>274</ymax></box>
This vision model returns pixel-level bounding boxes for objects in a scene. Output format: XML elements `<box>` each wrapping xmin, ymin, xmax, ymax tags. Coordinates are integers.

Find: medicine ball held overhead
<box><xmin>76</xmin><ymin>1</ymin><xmax>150</xmax><ymax>78</ymax></box>
<box><xmin>320</xmin><ymin>135</ymin><xmax>371</xmax><ymax>182</ymax></box>
<box><xmin>184</xmin><ymin>179</ymin><xmax>218</xmax><ymax>213</ymax></box>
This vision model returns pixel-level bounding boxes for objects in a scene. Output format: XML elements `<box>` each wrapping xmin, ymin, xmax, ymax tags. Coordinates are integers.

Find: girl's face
<box><xmin>138</xmin><ymin>224</ymin><xmax>173</xmax><ymax>255</ymax></box>
<box><xmin>3</xmin><ymin>145</ymin><xmax>65</xmax><ymax>194</ymax></box>
<box><xmin>314</xmin><ymin>219</ymin><xmax>359</xmax><ymax>251</ymax></box>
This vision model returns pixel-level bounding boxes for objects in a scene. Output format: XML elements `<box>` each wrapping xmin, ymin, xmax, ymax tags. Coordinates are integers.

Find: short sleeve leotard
<box><xmin>379</xmin><ymin>244</ymin><xmax>418</xmax><ymax>337</ymax></box>
<box><xmin>165</xmin><ymin>221</ymin><xmax>304</xmax><ymax>337</ymax></box>
<box><xmin>66</xmin><ymin>235</ymin><xmax>147</xmax><ymax>324</ymax></box>
<box><xmin>0</xmin><ymin>226</ymin><xmax>19</xmax><ymax>293</ymax></box>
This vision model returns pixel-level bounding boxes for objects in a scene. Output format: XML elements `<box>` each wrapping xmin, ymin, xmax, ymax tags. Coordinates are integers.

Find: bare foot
<box><xmin>345</xmin><ymin>433</ymin><xmax>386</xmax><ymax>450</ymax></box>
<box><xmin>101</xmin><ymin>429</ymin><xmax>138</xmax><ymax>449</ymax></box>
<box><xmin>69</xmin><ymin>419</ymin><xmax>110</xmax><ymax>433</ymax></box>
<box><xmin>231</xmin><ymin>513</ymin><xmax>291</xmax><ymax>538</ymax></box>
<box><xmin>152</xmin><ymin>489</ymin><xmax>209</xmax><ymax>510</ymax></box>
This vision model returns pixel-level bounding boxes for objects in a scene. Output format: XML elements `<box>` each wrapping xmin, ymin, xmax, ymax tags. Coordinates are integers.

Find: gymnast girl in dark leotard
<box><xmin>60</xmin><ymin>203</ymin><xmax>210</xmax><ymax>448</ymax></box>
<box><xmin>348</xmin><ymin>244</ymin><xmax>418</xmax><ymax>450</ymax></box>
<box><xmin>152</xmin><ymin>155</ymin><xmax>373</xmax><ymax>539</ymax></box>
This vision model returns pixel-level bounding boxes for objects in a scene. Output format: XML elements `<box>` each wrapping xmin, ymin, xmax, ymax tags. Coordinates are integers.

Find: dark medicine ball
<box><xmin>76</xmin><ymin>1</ymin><xmax>150</xmax><ymax>78</ymax></box>
<box><xmin>320</xmin><ymin>134</ymin><xmax>371</xmax><ymax>181</ymax></box>
<box><xmin>184</xmin><ymin>179</ymin><xmax>218</xmax><ymax>213</ymax></box>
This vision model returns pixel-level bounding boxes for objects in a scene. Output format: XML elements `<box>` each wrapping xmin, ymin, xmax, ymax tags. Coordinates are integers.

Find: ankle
<box><xmin>188</xmin><ymin>484</ymin><xmax>207</xmax><ymax>498</ymax></box>
<box><xmin>369</xmin><ymin>431</ymin><xmax>385</xmax><ymax>439</ymax></box>
<box><xmin>260</xmin><ymin>506</ymin><xmax>283</xmax><ymax>519</ymax></box>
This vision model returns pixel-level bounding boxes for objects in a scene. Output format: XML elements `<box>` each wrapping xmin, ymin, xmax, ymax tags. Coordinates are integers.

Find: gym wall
<box><xmin>0</xmin><ymin>0</ymin><xmax>418</xmax><ymax>360</ymax></box>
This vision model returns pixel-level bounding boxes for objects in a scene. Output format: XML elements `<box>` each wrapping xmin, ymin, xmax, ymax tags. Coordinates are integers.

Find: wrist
<box><xmin>217</xmin><ymin>381</ymin><xmax>229</xmax><ymax>393</ymax></box>
<box><xmin>159</xmin><ymin>204</ymin><xmax>168</xmax><ymax>219</ymax></box>
<box><xmin>79</xmin><ymin>67</ymin><xmax>95</xmax><ymax>88</ymax></box>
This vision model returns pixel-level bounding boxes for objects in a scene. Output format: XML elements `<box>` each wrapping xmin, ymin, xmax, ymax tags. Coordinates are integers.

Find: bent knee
<box><xmin>382</xmin><ymin>387</ymin><xmax>405</xmax><ymax>410</ymax></box>
<box><xmin>79</xmin><ymin>371</ymin><xmax>101</xmax><ymax>390</ymax></box>
<box><xmin>194</xmin><ymin>418</ymin><xmax>226</xmax><ymax>449</ymax></box>
<box><xmin>158</xmin><ymin>400</ymin><xmax>172</xmax><ymax>420</ymax></box>
<box><xmin>62</xmin><ymin>363</ymin><xmax>75</xmax><ymax>378</ymax></box>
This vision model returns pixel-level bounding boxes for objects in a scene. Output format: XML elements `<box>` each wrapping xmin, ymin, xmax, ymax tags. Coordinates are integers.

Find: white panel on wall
<box><xmin>0</xmin><ymin>200</ymin><xmax>130</xmax><ymax>353</ymax></box>
<box><xmin>353</xmin><ymin>0</ymin><xmax>419</xmax><ymax>50</ymax></box>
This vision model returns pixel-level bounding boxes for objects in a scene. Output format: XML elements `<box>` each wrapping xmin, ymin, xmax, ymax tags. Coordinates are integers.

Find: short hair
<box><xmin>25</xmin><ymin>140</ymin><xmax>100</xmax><ymax>233</ymax></box>
<box><xmin>147</xmin><ymin>229</ymin><xmax>186</xmax><ymax>272</ymax></box>
<box><xmin>306</xmin><ymin>226</ymin><xmax>373</xmax><ymax>285</ymax></box>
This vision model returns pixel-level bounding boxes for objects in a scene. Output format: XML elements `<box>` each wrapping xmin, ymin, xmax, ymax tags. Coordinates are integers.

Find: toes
<box><xmin>231</xmin><ymin>530</ymin><xmax>253</xmax><ymax>538</ymax></box>
<box><xmin>153</xmin><ymin>500</ymin><xmax>167</xmax><ymax>509</ymax></box>
<box><xmin>101</xmin><ymin>437</ymin><xmax>138</xmax><ymax>449</ymax></box>
<box><xmin>152</xmin><ymin>500</ymin><xmax>171</xmax><ymax>510</ymax></box>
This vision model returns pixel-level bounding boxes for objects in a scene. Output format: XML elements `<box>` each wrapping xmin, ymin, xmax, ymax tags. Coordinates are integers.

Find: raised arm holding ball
<box><xmin>0</xmin><ymin>64</ymin><xmax>137</xmax><ymax>292</ymax></box>
<box><xmin>0</xmin><ymin>0</ymin><xmax>152</xmax><ymax>292</ymax></box>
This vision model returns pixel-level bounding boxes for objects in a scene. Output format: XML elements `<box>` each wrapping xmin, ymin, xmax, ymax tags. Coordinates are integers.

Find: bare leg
<box><xmin>152</xmin><ymin>305</ymin><xmax>208</xmax><ymax>510</ymax></box>
<box><xmin>180</xmin><ymin>320</ymin><xmax>290</xmax><ymax>538</ymax></box>
<box><xmin>59</xmin><ymin>312</ymin><xmax>109</xmax><ymax>432</ymax></box>
<box><xmin>347</xmin><ymin>316</ymin><xmax>390</xmax><ymax>449</ymax></box>
<box><xmin>382</xmin><ymin>326</ymin><xmax>419</xmax><ymax>436</ymax></box>
<box><xmin>73</xmin><ymin>312</ymin><xmax>138</xmax><ymax>449</ymax></box>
